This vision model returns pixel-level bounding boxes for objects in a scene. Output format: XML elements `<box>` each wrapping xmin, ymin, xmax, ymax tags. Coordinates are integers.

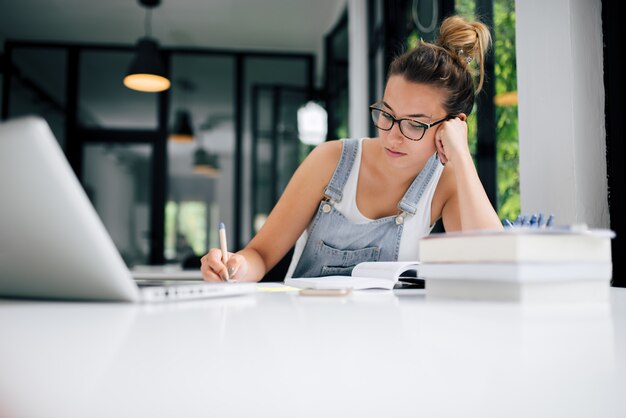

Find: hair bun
<box><xmin>437</xmin><ymin>16</ymin><xmax>492</xmax><ymax>92</ymax></box>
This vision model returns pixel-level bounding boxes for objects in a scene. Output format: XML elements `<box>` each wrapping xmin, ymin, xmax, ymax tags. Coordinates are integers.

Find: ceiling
<box><xmin>0</xmin><ymin>0</ymin><xmax>346</xmax><ymax>55</ymax></box>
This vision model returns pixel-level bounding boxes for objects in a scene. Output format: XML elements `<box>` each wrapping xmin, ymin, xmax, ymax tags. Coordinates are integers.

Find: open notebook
<box><xmin>285</xmin><ymin>261</ymin><xmax>421</xmax><ymax>290</ymax></box>
<box><xmin>0</xmin><ymin>116</ymin><xmax>255</xmax><ymax>302</ymax></box>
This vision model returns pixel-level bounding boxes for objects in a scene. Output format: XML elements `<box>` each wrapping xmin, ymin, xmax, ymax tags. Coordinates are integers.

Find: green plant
<box><xmin>457</xmin><ymin>0</ymin><xmax>520</xmax><ymax>221</ymax></box>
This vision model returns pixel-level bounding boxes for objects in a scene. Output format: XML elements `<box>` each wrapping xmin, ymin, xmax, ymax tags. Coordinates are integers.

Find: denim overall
<box><xmin>291</xmin><ymin>138</ymin><xmax>441</xmax><ymax>278</ymax></box>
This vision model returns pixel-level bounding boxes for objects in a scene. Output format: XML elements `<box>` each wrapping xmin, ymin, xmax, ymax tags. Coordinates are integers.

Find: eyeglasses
<box><xmin>369</xmin><ymin>104</ymin><xmax>450</xmax><ymax>141</ymax></box>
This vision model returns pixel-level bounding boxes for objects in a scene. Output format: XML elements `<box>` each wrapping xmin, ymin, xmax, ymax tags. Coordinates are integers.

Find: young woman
<box><xmin>201</xmin><ymin>15</ymin><xmax>503</xmax><ymax>283</ymax></box>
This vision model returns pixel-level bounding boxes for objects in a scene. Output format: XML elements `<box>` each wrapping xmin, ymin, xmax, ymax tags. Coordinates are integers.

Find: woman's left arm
<box><xmin>435</xmin><ymin>117</ymin><xmax>503</xmax><ymax>232</ymax></box>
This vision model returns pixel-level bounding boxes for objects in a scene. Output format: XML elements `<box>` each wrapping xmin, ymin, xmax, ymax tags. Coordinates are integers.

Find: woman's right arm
<box><xmin>201</xmin><ymin>140</ymin><xmax>343</xmax><ymax>282</ymax></box>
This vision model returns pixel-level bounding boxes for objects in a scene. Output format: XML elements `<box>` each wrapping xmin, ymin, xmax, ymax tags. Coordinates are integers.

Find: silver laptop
<box><xmin>0</xmin><ymin>116</ymin><xmax>256</xmax><ymax>302</ymax></box>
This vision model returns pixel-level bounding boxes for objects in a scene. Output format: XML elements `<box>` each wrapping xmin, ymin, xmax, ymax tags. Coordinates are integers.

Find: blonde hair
<box><xmin>388</xmin><ymin>15</ymin><xmax>492</xmax><ymax>116</ymax></box>
<box><xmin>438</xmin><ymin>15</ymin><xmax>491</xmax><ymax>92</ymax></box>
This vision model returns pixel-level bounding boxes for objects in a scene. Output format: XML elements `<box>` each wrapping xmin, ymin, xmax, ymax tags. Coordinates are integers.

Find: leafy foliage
<box><xmin>458</xmin><ymin>0</ymin><xmax>520</xmax><ymax>221</ymax></box>
<box><xmin>492</xmin><ymin>0</ymin><xmax>519</xmax><ymax>221</ymax></box>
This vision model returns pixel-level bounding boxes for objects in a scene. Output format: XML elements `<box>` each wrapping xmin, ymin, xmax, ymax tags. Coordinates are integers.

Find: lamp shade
<box><xmin>123</xmin><ymin>37</ymin><xmax>170</xmax><ymax>92</ymax></box>
<box><xmin>169</xmin><ymin>110</ymin><xmax>194</xmax><ymax>142</ymax></box>
<box><xmin>193</xmin><ymin>148</ymin><xmax>220</xmax><ymax>177</ymax></box>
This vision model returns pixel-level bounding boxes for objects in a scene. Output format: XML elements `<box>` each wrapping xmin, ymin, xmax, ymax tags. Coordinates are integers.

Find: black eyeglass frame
<box><xmin>369</xmin><ymin>104</ymin><xmax>452</xmax><ymax>141</ymax></box>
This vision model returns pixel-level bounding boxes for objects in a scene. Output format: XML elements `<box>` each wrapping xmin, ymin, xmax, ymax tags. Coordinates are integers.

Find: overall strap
<box><xmin>323</xmin><ymin>138</ymin><xmax>360</xmax><ymax>203</ymax></box>
<box><xmin>397</xmin><ymin>153</ymin><xmax>441</xmax><ymax>216</ymax></box>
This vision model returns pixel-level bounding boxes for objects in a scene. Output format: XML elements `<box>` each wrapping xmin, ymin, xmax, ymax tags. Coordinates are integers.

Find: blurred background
<box><xmin>0</xmin><ymin>0</ymin><xmax>521</xmax><ymax>278</ymax></box>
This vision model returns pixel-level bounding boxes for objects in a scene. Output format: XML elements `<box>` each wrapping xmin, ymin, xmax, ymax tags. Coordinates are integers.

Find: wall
<box><xmin>516</xmin><ymin>0</ymin><xmax>608</xmax><ymax>227</ymax></box>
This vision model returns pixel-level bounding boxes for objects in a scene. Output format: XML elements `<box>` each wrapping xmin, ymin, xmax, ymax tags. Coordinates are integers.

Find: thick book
<box><xmin>419</xmin><ymin>262</ymin><xmax>613</xmax><ymax>282</ymax></box>
<box><xmin>418</xmin><ymin>226</ymin><xmax>615</xmax><ymax>263</ymax></box>
<box><xmin>421</xmin><ymin>262</ymin><xmax>612</xmax><ymax>303</ymax></box>
<box><xmin>284</xmin><ymin>261</ymin><xmax>419</xmax><ymax>290</ymax></box>
<box><xmin>425</xmin><ymin>278</ymin><xmax>611</xmax><ymax>303</ymax></box>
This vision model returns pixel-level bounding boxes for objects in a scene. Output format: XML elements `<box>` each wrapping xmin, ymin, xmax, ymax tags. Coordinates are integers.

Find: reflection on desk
<box><xmin>0</xmin><ymin>287</ymin><xmax>624</xmax><ymax>418</ymax></box>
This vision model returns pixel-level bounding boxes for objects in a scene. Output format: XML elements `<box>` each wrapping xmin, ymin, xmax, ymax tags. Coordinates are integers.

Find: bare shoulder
<box><xmin>297</xmin><ymin>139</ymin><xmax>343</xmax><ymax>180</ymax></box>
<box><xmin>307</xmin><ymin>139</ymin><xmax>343</xmax><ymax>165</ymax></box>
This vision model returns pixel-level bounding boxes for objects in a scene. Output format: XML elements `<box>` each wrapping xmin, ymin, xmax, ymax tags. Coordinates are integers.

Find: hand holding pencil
<box><xmin>200</xmin><ymin>222</ymin><xmax>245</xmax><ymax>282</ymax></box>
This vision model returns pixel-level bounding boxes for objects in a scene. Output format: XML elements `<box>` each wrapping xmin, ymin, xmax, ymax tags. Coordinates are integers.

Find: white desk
<box><xmin>1</xmin><ymin>286</ymin><xmax>624</xmax><ymax>418</ymax></box>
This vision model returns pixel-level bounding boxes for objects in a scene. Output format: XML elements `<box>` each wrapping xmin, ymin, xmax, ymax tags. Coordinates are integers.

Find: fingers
<box><xmin>435</xmin><ymin>130</ymin><xmax>448</xmax><ymax>165</ymax></box>
<box><xmin>201</xmin><ymin>248</ymin><xmax>229</xmax><ymax>282</ymax></box>
<box><xmin>435</xmin><ymin>117</ymin><xmax>469</xmax><ymax>165</ymax></box>
<box><xmin>225</xmin><ymin>253</ymin><xmax>246</xmax><ymax>282</ymax></box>
<box><xmin>200</xmin><ymin>249</ymin><xmax>247</xmax><ymax>282</ymax></box>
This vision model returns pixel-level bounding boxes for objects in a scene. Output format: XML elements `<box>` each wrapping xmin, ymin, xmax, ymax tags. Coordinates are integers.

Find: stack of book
<box><xmin>418</xmin><ymin>225</ymin><xmax>615</xmax><ymax>302</ymax></box>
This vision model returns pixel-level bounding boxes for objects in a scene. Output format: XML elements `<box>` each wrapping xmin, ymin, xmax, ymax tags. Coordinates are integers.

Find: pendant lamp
<box><xmin>169</xmin><ymin>109</ymin><xmax>194</xmax><ymax>142</ymax></box>
<box><xmin>123</xmin><ymin>0</ymin><xmax>170</xmax><ymax>92</ymax></box>
<box><xmin>193</xmin><ymin>147</ymin><xmax>220</xmax><ymax>177</ymax></box>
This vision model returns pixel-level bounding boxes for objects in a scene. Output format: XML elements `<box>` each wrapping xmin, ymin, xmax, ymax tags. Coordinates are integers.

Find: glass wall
<box><xmin>252</xmin><ymin>86</ymin><xmax>275</xmax><ymax>230</ymax></box>
<box><xmin>368</xmin><ymin>0</ymin><xmax>386</xmax><ymax>138</ymax></box>
<box><xmin>2</xmin><ymin>41</ymin><xmax>314</xmax><ymax>266</ymax></box>
<box><xmin>492</xmin><ymin>0</ymin><xmax>519</xmax><ymax>221</ymax></box>
<box><xmin>77</xmin><ymin>49</ymin><xmax>162</xmax><ymax>266</ymax></box>
<box><xmin>277</xmin><ymin>89</ymin><xmax>310</xmax><ymax>191</ymax></box>
<box><xmin>166</xmin><ymin>54</ymin><xmax>236</xmax><ymax>262</ymax></box>
<box><xmin>456</xmin><ymin>0</ymin><xmax>519</xmax><ymax>221</ymax></box>
<box><xmin>325</xmin><ymin>12</ymin><xmax>349</xmax><ymax>140</ymax></box>
<box><xmin>243</xmin><ymin>57</ymin><xmax>310</xmax><ymax>243</ymax></box>
<box><xmin>79</xmin><ymin>50</ymin><xmax>158</xmax><ymax>129</ymax></box>
<box><xmin>83</xmin><ymin>143</ymin><xmax>153</xmax><ymax>267</ymax></box>
<box><xmin>7</xmin><ymin>47</ymin><xmax>67</xmax><ymax>149</ymax></box>
<box><xmin>251</xmin><ymin>86</ymin><xmax>309</xmax><ymax>235</ymax></box>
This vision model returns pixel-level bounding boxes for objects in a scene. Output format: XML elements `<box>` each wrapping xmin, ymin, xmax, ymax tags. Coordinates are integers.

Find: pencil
<box><xmin>218</xmin><ymin>222</ymin><xmax>230</xmax><ymax>282</ymax></box>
